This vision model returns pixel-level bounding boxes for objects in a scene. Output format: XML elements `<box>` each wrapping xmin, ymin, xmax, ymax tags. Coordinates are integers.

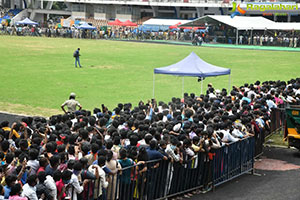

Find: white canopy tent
<box><xmin>268</xmin><ymin>22</ymin><xmax>300</xmax><ymax>30</ymax></box>
<box><xmin>181</xmin><ymin>15</ymin><xmax>300</xmax><ymax>44</ymax></box>
<box><xmin>181</xmin><ymin>15</ymin><xmax>276</xmax><ymax>30</ymax></box>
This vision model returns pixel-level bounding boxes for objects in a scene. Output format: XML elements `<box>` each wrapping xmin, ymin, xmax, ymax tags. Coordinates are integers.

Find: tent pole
<box><xmin>182</xmin><ymin>76</ymin><xmax>184</xmax><ymax>98</ymax></box>
<box><xmin>236</xmin><ymin>29</ymin><xmax>239</xmax><ymax>45</ymax></box>
<box><xmin>250</xmin><ymin>28</ymin><xmax>253</xmax><ymax>45</ymax></box>
<box><xmin>228</xmin><ymin>74</ymin><xmax>231</xmax><ymax>94</ymax></box>
<box><xmin>201</xmin><ymin>77</ymin><xmax>203</xmax><ymax>94</ymax></box>
<box><xmin>153</xmin><ymin>73</ymin><xmax>155</xmax><ymax>98</ymax></box>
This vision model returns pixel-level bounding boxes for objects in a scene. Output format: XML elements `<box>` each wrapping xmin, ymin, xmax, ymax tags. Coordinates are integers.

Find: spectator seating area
<box><xmin>0</xmin><ymin>78</ymin><xmax>299</xmax><ymax>199</ymax></box>
<box><xmin>0</xmin><ymin>8</ymin><xmax>22</xmax><ymax>20</ymax></box>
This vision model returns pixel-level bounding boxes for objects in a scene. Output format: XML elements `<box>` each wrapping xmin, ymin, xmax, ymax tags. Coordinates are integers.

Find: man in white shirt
<box><xmin>21</xmin><ymin>175</ymin><xmax>38</xmax><ymax>200</ymax></box>
<box><xmin>67</xmin><ymin>170</ymin><xmax>85</xmax><ymax>200</ymax></box>
<box><xmin>88</xmin><ymin>156</ymin><xmax>108</xmax><ymax>200</ymax></box>
<box><xmin>44</xmin><ymin>174</ymin><xmax>57</xmax><ymax>200</ymax></box>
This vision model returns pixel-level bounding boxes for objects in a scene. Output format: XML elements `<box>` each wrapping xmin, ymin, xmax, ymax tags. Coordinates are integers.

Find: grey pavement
<box><xmin>190</xmin><ymin>147</ymin><xmax>300</xmax><ymax>200</ymax></box>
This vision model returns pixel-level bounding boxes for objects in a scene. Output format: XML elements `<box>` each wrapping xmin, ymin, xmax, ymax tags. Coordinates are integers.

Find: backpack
<box><xmin>73</xmin><ymin>51</ymin><xmax>78</xmax><ymax>57</ymax></box>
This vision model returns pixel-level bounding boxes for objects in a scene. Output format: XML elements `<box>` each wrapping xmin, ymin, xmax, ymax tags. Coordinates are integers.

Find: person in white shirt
<box><xmin>27</xmin><ymin>149</ymin><xmax>40</xmax><ymax>176</ymax></box>
<box><xmin>88</xmin><ymin>156</ymin><xmax>108</xmax><ymax>200</ymax></box>
<box><xmin>218</xmin><ymin>123</ymin><xmax>239</xmax><ymax>143</ymax></box>
<box><xmin>44</xmin><ymin>174</ymin><xmax>57</xmax><ymax>200</ymax></box>
<box><xmin>21</xmin><ymin>175</ymin><xmax>38</xmax><ymax>200</ymax></box>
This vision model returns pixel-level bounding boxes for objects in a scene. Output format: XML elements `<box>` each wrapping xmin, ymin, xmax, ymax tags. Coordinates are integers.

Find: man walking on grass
<box><xmin>73</xmin><ymin>48</ymin><xmax>82</xmax><ymax>68</ymax></box>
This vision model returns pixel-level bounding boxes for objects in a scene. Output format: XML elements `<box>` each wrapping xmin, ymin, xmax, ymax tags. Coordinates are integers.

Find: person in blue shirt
<box><xmin>146</xmin><ymin>140</ymin><xmax>168</xmax><ymax>161</ymax></box>
<box><xmin>4</xmin><ymin>174</ymin><xmax>17</xmax><ymax>199</ymax></box>
<box><xmin>73</xmin><ymin>48</ymin><xmax>82</xmax><ymax>68</ymax></box>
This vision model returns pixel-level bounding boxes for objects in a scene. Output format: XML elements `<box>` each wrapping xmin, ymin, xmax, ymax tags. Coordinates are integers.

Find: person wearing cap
<box><xmin>61</xmin><ymin>93</ymin><xmax>82</xmax><ymax>114</ymax></box>
<box><xmin>73</xmin><ymin>48</ymin><xmax>82</xmax><ymax>68</ymax></box>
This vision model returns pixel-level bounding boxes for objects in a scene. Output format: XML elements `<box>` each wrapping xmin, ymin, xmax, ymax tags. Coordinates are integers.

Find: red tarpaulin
<box><xmin>169</xmin><ymin>22</ymin><xmax>206</xmax><ymax>30</ymax></box>
<box><xmin>108</xmin><ymin>19</ymin><xmax>122</xmax><ymax>26</ymax></box>
<box><xmin>121</xmin><ymin>20</ymin><xmax>137</xmax><ymax>26</ymax></box>
<box><xmin>108</xmin><ymin>19</ymin><xmax>137</xmax><ymax>26</ymax></box>
<box><xmin>169</xmin><ymin>22</ymin><xmax>181</xmax><ymax>29</ymax></box>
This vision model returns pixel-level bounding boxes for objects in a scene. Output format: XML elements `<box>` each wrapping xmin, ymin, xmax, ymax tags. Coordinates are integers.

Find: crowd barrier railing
<box><xmin>212</xmin><ymin>136</ymin><xmax>255</xmax><ymax>187</ymax></box>
<box><xmin>70</xmin><ymin>136</ymin><xmax>255</xmax><ymax>200</ymax></box>
<box><xmin>270</xmin><ymin>107</ymin><xmax>286</xmax><ymax>137</ymax></box>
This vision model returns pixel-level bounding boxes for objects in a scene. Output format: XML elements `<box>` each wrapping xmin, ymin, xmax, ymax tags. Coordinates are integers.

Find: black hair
<box><xmin>27</xmin><ymin>174</ymin><xmax>37</xmax><ymax>186</ymax></box>
<box><xmin>10</xmin><ymin>183</ymin><xmax>22</xmax><ymax>196</ymax></box>
<box><xmin>53</xmin><ymin>170</ymin><xmax>62</xmax><ymax>182</ymax></box>
<box><xmin>49</xmin><ymin>155</ymin><xmax>60</xmax><ymax>168</ymax></box>
<box><xmin>62</xmin><ymin>170</ymin><xmax>72</xmax><ymax>181</ymax></box>
<box><xmin>98</xmin><ymin>156</ymin><xmax>106</xmax><ymax>166</ymax></box>
<box><xmin>29</xmin><ymin>148</ymin><xmax>39</xmax><ymax>160</ymax></box>
<box><xmin>119</xmin><ymin>148</ymin><xmax>127</xmax><ymax>159</ymax></box>
<box><xmin>5</xmin><ymin>174</ymin><xmax>17</xmax><ymax>187</ymax></box>
<box><xmin>73</xmin><ymin>160</ymin><xmax>83</xmax><ymax>171</ymax></box>
<box><xmin>37</xmin><ymin>171</ymin><xmax>47</xmax><ymax>183</ymax></box>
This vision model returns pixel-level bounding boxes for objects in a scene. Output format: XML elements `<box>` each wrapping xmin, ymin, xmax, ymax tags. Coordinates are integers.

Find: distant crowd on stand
<box><xmin>238</xmin><ymin>33</ymin><xmax>298</xmax><ymax>48</ymax></box>
<box><xmin>0</xmin><ymin>77</ymin><xmax>299</xmax><ymax>200</ymax></box>
<box><xmin>1</xmin><ymin>23</ymin><xmax>299</xmax><ymax>48</ymax></box>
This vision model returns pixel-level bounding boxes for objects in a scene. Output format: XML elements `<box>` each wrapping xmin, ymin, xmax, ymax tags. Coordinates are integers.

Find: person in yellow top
<box><xmin>1</xmin><ymin>121</ymin><xmax>21</xmax><ymax>139</ymax></box>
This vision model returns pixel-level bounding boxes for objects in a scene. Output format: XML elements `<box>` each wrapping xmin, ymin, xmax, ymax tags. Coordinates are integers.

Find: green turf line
<box><xmin>145</xmin><ymin>40</ymin><xmax>300</xmax><ymax>52</ymax></box>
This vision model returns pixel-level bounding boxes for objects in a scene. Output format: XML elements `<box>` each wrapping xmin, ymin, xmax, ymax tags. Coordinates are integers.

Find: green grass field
<box><xmin>0</xmin><ymin>36</ymin><xmax>299</xmax><ymax>116</ymax></box>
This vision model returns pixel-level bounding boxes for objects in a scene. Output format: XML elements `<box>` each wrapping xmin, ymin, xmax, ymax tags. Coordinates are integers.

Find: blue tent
<box><xmin>78</xmin><ymin>22</ymin><xmax>96</xmax><ymax>30</ymax></box>
<box><xmin>16</xmin><ymin>18</ymin><xmax>38</xmax><ymax>25</ymax></box>
<box><xmin>3</xmin><ymin>15</ymin><xmax>11</xmax><ymax>19</ymax></box>
<box><xmin>153</xmin><ymin>52</ymin><xmax>231</xmax><ymax>96</ymax></box>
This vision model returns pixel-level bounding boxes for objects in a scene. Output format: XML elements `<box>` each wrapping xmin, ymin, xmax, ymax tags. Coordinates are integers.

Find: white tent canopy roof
<box><xmin>181</xmin><ymin>15</ymin><xmax>300</xmax><ymax>30</ymax></box>
<box><xmin>143</xmin><ymin>18</ymin><xmax>191</xmax><ymax>26</ymax></box>
<box><xmin>268</xmin><ymin>22</ymin><xmax>300</xmax><ymax>30</ymax></box>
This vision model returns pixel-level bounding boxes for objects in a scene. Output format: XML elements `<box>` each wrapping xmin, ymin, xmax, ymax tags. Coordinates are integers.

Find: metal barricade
<box><xmin>270</xmin><ymin>107</ymin><xmax>286</xmax><ymax>136</ymax></box>
<box><xmin>212</xmin><ymin>137</ymin><xmax>255</xmax><ymax>187</ymax></box>
<box><xmin>69</xmin><ymin>137</ymin><xmax>255</xmax><ymax>200</ymax></box>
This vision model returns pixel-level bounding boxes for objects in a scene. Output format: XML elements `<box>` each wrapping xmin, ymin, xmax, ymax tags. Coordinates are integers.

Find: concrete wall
<box><xmin>116</xmin><ymin>14</ymin><xmax>132</xmax><ymax>21</ymax></box>
<box><xmin>94</xmin><ymin>13</ymin><xmax>106</xmax><ymax>20</ymax></box>
<box><xmin>72</xmin><ymin>11</ymin><xmax>86</xmax><ymax>19</ymax></box>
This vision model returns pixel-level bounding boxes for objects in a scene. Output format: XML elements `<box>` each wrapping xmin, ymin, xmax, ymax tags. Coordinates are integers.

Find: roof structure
<box><xmin>78</xmin><ymin>22</ymin><xmax>96</xmax><ymax>30</ymax></box>
<box><xmin>16</xmin><ymin>18</ymin><xmax>38</xmax><ymax>25</ymax></box>
<box><xmin>180</xmin><ymin>15</ymin><xmax>300</xmax><ymax>30</ymax></box>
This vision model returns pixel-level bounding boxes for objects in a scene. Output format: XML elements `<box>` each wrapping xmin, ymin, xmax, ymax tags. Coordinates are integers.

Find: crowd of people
<box><xmin>1</xmin><ymin>22</ymin><xmax>299</xmax><ymax>48</ymax></box>
<box><xmin>238</xmin><ymin>33</ymin><xmax>298</xmax><ymax>48</ymax></box>
<box><xmin>0</xmin><ymin>78</ymin><xmax>299</xmax><ymax>200</ymax></box>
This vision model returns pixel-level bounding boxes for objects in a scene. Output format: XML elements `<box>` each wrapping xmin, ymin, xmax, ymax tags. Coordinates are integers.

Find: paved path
<box><xmin>190</xmin><ymin>147</ymin><xmax>300</xmax><ymax>200</ymax></box>
<box><xmin>0</xmin><ymin>112</ymin><xmax>27</xmax><ymax>124</ymax></box>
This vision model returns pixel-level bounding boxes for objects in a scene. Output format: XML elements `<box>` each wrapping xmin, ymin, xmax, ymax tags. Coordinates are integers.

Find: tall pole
<box><xmin>182</xmin><ymin>76</ymin><xmax>184</xmax><ymax>98</ymax></box>
<box><xmin>250</xmin><ymin>28</ymin><xmax>253</xmax><ymax>45</ymax></box>
<box><xmin>201</xmin><ymin>77</ymin><xmax>203</xmax><ymax>94</ymax></box>
<box><xmin>236</xmin><ymin>29</ymin><xmax>239</xmax><ymax>45</ymax></box>
<box><xmin>153</xmin><ymin>73</ymin><xmax>155</xmax><ymax>98</ymax></box>
<box><xmin>228</xmin><ymin>74</ymin><xmax>231</xmax><ymax>94</ymax></box>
